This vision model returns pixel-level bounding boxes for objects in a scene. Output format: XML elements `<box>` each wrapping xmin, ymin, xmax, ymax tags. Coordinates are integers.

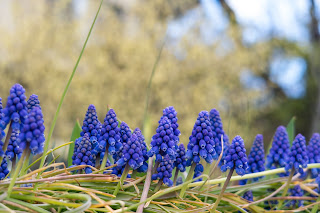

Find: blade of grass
<box><xmin>38</xmin><ymin>0</ymin><xmax>105</xmax><ymax>171</ymax></box>
<box><xmin>68</xmin><ymin>121</ymin><xmax>81</xmax><ymax>167</ymax></box>
<box><xmin>286</xmin><ymin>117</ymin><xmax>296</xmax><ymax>145</ymax></box>
<box><xmin>4</xmin><ymin>198</ymin><xmax>50</xmax><ymax>213</ymax></box>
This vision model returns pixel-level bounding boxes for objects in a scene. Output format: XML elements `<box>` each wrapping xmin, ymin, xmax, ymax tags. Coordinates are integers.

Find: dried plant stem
<box><xmin>7</xmin><ymin>148</ymin><xmax>28</xmax><ymax>197</ymax></box>
<box><xmin>137</xmin><ymin>156</ymin><xmax>154</xmax><ymax>213</ymax></box>
<box><xmin>277</xmin><ymin>167</ymin><xmax>295</xmax><ymax>209</ymax></box>
<box><xmin>152</xmin><ymin>161</ymin><xmax>160</xmax><ymax>174</ymax></box>
<box><xmin>0</xmin><ymin>122</ymin><xmax>12</xmax><ymax>165</ymax></box>
<box><xmin>179</xmin><ymin>162</ymin><xmax>196</xmax><ymax>198</ymax></box>
<box><xmin>113</xmin><ymin>164</ymin><xmax>130</xmax><ymax>196</ymax></box>
<box><xmin>210</xmin><ymin>167</ymin><xmax>234</xmax><ymax>213</ymax></box>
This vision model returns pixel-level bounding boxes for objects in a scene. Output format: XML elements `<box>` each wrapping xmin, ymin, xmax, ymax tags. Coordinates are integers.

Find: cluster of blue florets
<box><xmin>287</xmin><ymin>185</ymin><xmax>304</xmax><ymax>207</ymax></box>
<box><xmin>19</xmin><ymin>107</ymin><xmax>45</xmax><ymax>155</ymax></box>
<box><xmin>72</xmin><ymin>133</ymin><xmax>95</xmax><ymax>174</ymax></box>
<box><xmin>307</xmin><ymin>133</ymin><xmax>320</xmax><ymax>178</ymax></box>
<box><xmin>285</xmin><ymin>134</ymin><xmax>308</xmax><ymax>175</ymax></box>
<box><xmin>27</xmin><ymin>94</ymin><xmax>41</xmax><ymax>112</ymax></box>
<box><xmin>221</xmin><ymin>135</ymin><xmax>248</xmax><ymax>175</ymax></box>
<box><xmin>135</xmin><ymin>128</ymin><xmax>149</xmax><ymax>173</ymax></box>
<box><xmin>5</xmin><ymin>129</ymin><xmax>22</xmax><ymax>160</ymax></box>
<box><xmin>193</xmin><ymin>163</ymin><xmax>204</xmax><ymax>182</ymax></box>
<box><xmin>152</xmin><ymin>154</ymin><xmax>174</xmax><ymax>186</ymax></box>
<box><xmin>0</xmin><ymin>159</ymin><xmax>9</xmax><ymax>180</ymax></box>
<box><xmin>80</xmin><ymin>105</ymin><xmax>102</xmax><ymax>148</ymax></box>
<box><xmin>186</xmin><ymin>111</ymin><xmax>217</xmax><ymax>165</ymax></box>
<box><xmin>209</xmin><ymin>109</ymin><xmax>229</xmax><ymax>159</ymax></box>
<box><xmin>148</xmin><ymin>117</ymin><xmax>176</xmax><ymax>162</ymax></box>
<box><xmin>116</xmin><ymin>132</ymin><xmax>144</xmax><ymax>170</ymax></box>
<box><xmin>99</xmin><ymin>109</ymin><xmax>121</xmax><ymax>156</ymax></box>
<box><xmin>174</xmin><ymin>144</ymin><xmax>187</xmax><ymax>172</ymax></box>
<box><xmin>2</xmin><ymin>84</ymin><xmax>28</xmax><ymax>131</ymax></box>
<box><xmin>266</xmin><ymin>126</ymin><xmax>290</xmax><ymax>173</ymax></box>
<box><xmin>161</xmin><ymin>106</ymin><xmax>180</xmax><ymax>143</ymax></box>
<box><xmin>242</xmin><ymin>190</ymin><xmax>253</xmax><ymax>202</ymax></box>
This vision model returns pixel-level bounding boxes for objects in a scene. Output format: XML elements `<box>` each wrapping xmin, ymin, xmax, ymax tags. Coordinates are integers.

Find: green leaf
<box><xmin>68</xmin><ymin>120</ymin><xmax>82</xmax><ymax>167</ymax></box>
<box><xmin>286</xmin><ymin>116</ymin><xmax>296</xmax><ymax>146</ymax></box>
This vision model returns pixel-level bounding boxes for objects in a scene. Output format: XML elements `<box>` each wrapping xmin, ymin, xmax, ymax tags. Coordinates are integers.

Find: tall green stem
<box><xmin>210</xmin><ymin>167</ymin><xmax>234</xmax><ymax>213</ymax></box>
<box><xmin>154</xmin><ymin>180</ymin><xmax>163</xmax><ymax>192</ymax></box>
<box><xmin>7</xmin><ymin>148</ymin><xmax>28</xmax><ymax>197</ymax></box>
<box><xmin>38</xmin><ymin>0</ymin><xmax>105</xmax><ymax>172</ymax></box>
<box><xmin>19</xmin><ymin>149</ymin><xmax>31</xmax><ymax>177</ymax></box>
<box><xmin>179</xmin><ymin>162</ymin><xmax>196</xmax><ymax>198</ymax></box>
<box><xmin>277</xmin><ymin>167</ymin><xmax>295</xmax><ymax>209</ymax></box>
<box><xmin>173</xmin><ymin>167</ymin><xmax>179</xmax><ymax>186</ymax></box>
<box><xmin>99</xmin><ymin>147</ymin><xmax>109</xmax><ymax>174</ymax></box>
<box><xmin>113</xmin><ymin>164</ymin><xmax>130</xmax><ymax>196</ymax></box>
<box><xmin>131</xmin><ymin>170</ymin><xmax>137</xmax><ymax>179</ymax></box>
<box><xmin>0</xmin><ymin>122</ymin><xmax>12</xmax><ymax>165</ymax></box>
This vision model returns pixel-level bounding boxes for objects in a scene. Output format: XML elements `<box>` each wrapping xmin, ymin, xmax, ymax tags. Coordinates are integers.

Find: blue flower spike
<box><xmin>242</xmin><ymin>190</ymin><xmax>253</xmax><ymax>202</ymax></box>
<box><xmin>285</xmin><ymin>134</ymin><xmax>308</xmax><ymax>175</ymax></box>
<box><xmin>27</xmin><ymin>94</ymin><xmax>41</xmax><ymax>112</ymax></box>
<box><xmin>0</xmin><ymin>158</ymin><xmax>9</xmax><ymax>180</ymax></box>
<box><xmin>287</xmin><ymin>185</ymin><xmax>304</xmax><ymax>207</ymax></box>
<box><xmin>175</xmin><ymin>143</ymin><xmax>187</xmax><ymax>172</ymax></box>
<box><xmin>81</xmin><ymin>105</ymin><xmax>102</xmax><ymax>147</ymax></box>
<box><xmin>266</xmin><ymin>126</ymin><xmax>290</xmax><ymax>169</ymax></box>
<box><xmin>307</xmin><ymin>133</ymin><xmax>320</xmax><ymax>178</ymax></box>
<box><xmin>135</xmin><ymin>128</ymin><xmax>149</xmax><ymax>173</ymax></box>
<box><xmin>19</xmin><ymin>107</ymin><xmax>45</xmax><ymax>156</ymax></box>
<box><xmin>209</xmin><ymin>109</ymin><xmax>229</xmax><ymax>160</ymax></box>
<box><xmin>161</xmin><ymin>106</ymin><xmax>180</xmax><ymax>143</ymax></box>
<box><xmin>152</xmin><ymin>154</ymin><xmax>174</xmax><ymax>187</ymax></box>
<box><xmin>5</xmin><ymin>129</ymin><xmax>22</xmax><ymax>161</ymax></box>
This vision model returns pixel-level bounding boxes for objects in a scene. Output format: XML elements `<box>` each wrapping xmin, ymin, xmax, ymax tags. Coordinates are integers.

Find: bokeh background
<box><xmin>0</xmin><ymin>0</ymin><xmax>319</xmax><ymax>157</ymax></box>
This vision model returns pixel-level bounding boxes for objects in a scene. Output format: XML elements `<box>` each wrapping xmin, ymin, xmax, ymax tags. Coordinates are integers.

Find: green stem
<box><xmin>311</xmin><ymin>196</ymin><xmax>320</xmax><ymax>213</ymax></box>
<box><xmin>276</xmin><ymin>167</ymin><xmax>295</xmax><ymax>209</ymax></box>
<box><xmin>99</xmin><ymin>147</ymin><xmax>109</xmax><ymax>174</ymax></box>
<box><xmin>20</xmin><ymin>149</ymin><xmax>31</xmax><ymax>177</ymax></box>
<box><xmin>7</xmin><ymin>148</ymin><xmax>28</xmax><ymax>197</ymax></box>
<box><xmin>210</xmin><ymin>167</ymin><xmax>234</xmax><ymax>213</ymax></box>
<box><xmin>0</xmin><ymin>122</ymin><xmax>12</xmax><ymax>165</ymax></box>
<box><xmin>131</xmin><ymin>170</ymin><xmax>137</xmax><ymax>179</ymax></box>
<box><xmin>38</xmin><ymin>0</ymin><xmax>105</xmax><ymax>172</ymax></box>
<box><xmin>154</xmin><ymin>180</ymin><xmax>163</xmax><ymax>192</ymax></box>
<box><xmin>113</xmin><ymin>164</ymin><xmax>130</xmax><ymax>196</ymax></box>
<box><xmin>200</xmin><ymin>162</ymin><xmax>212</xmax><ymax>191</ymax></box>
<box><xmin>173</xmin><ymin>167</ymin><xmax>179</xmax><ymax>186</ymax></box>
<box><xmin>179</xmin><ymin>162</ymin><xmax>196</xmax><ymax>198</ymax></box>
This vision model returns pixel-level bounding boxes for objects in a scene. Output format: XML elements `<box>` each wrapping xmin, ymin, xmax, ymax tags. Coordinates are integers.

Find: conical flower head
<box><xmin>287</xmin><ymin>185</ymin><xmax>304</xmax><ymax>207</ymax></box>
<box><xmin>193</xmin><ymin>163</ymin><xmax>204</xmax><ymax>182</ymax></box>
<box><xmin>2</xmin><ymin>84</ymin><xmax>28</xmax><ymax>130</ymax></box>
<box><xmin>98</xmin><ymin>109</ymin><xmax>121</xmax><ymax>156</ymax></box>
<box><xmin>72</xmin><ymin>133</ymin><xmax>95</xmax><ymax>174</ymax></box>
<box><xmin>0</xmin><ymin>97</ymin><xmax>6</xmax><ymax>141</ymax></box>
<box><xmin>285</xmin><ymin>134</ymin><xmax>308</xmax><ymax>175</ymax></box>
<box><xmin>27</xmin><ymin>94</ymin><xmax>41</xmax><ymax>112</ymax></box>
<box><xmin>0</xmin><ymin>158</ymin><xmax>9</xmax><ymax>180</ymax></box>
<box><xmin>174</xmin><ymin>143</ymin><xmax>187</xmax><ymax>172</ymax></box>
<box><xmin>307</xmin><ymin>133</ymin><xmax>320</xmax><ymax>178</ymax></box>
<box><xmin>19</xmin><ymin>107</ymin><xmax>45</xmax><ymax>155</ymax></box>
<box><xmin>80</xmin><ymin>105</ymin><xmax>102</xmax><ymax>148</ymax></box>
<box><xmin>5</xmin><ymin>129</ymin><xmax>22</xmax><ymax>160</ymax></box>
<box><xmin>116</xmin><ymin>132</ymin><xmax>144</xmax><ymax>170</ymax></box>
<box><xmin>147</xmin><ymin>117</ymin><xmax>176</xmax><ymax>162</ymax></box>
<box><xmin>242</xmin><ymin>190</ymin><xmax>253</xmax><ymax>202</ymax></box>
<box><xmin>221</xmin><ymin>135</ymin><xmax>249</xmax><ymax>176</ymax></box>
<box><xmin>134</xmin><ymin>128</ymin><xmax>149</xmax><ymax>173</ymax></box>
<box><xmin>161</xmin><ymin>106</ymin><xmax>180</xmax><ymax>142</ymax></box>
<box><xmin>266</xmin><ymin>126</ymin><xmax>290</xmax><ymax>170</ymax></box>
<box><xmin>209</xmin><ymin>109</ymin><xmax>229</xmax><ymax>160</ymax></box>
<box><xmin>151</xmin><ymin>154</ymin><xmax>174</xmax><ymax>186</ymax></box>
<box><xmin>186</xmin><ymin>111</ymin><xmax>217</xmax><ymax>164</ymax></box>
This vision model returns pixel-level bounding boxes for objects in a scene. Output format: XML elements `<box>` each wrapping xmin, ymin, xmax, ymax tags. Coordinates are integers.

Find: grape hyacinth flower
<box><xmin>27</xmin><ymin>94</ymin><xmax>41</xmax><ymax>112</ymax></box>
<box><xmin>174</xmin><ymin>144</ymin><xmax>187</xmax><ymax>172</ymax></box>
<box><xmin>266</xmin><ymin>126</ymin><xmax>290</xmax><ymax>176</ymax></box>
<box><xmin>239</xmin><ymin>134</ymin><xmax>265</xmax><ymax>185</ymax></box>
<box><xmin>72</xmin><ymin>133</ymin><xmax>95</xmax><ymax>174</ymax></box>
<box><xmin>0</xmin><ymin>97</ymin><xmax>5</xmax><ymax>141</ymax></box>
<box><xmin>221</xmin><ymin>135</ymin><xmax>249</xmax><ymax>176</ymax></box>
<box><xmin>80</xmin><ymin>105</ymin><xmax>102</xmax><ymax>148</ymax></box>
<box><xmin>147</xmin><ymin>117</ymin><xmax>176</xmax><ymax>162</ymax></box>
<box><xmin>135</xmin><ymin>128</ymin><xmax>149</xmax><ymax>173</ymax></box>
<box><xmin>152</xmin><ymin>154</ymin><xmax>174</xmax><ymax>187</ymax></box>
<box><xmin>242</xmin><ymin>190</ymin><xmax>253</xmax><ymax>202</ymax></box>
<box><xmin>2</xmin><ymin>84</ymin><xmax>28</xmax><ymax>131</ymax></box>
<box><xmin>0</xmin><ymin>158</ymin><xmax>9</xmax><ymax>180</ymax></box>
<box><xmin>285</xmin><ymin>134</ymin><xmax>308</xmax><ymax>175</ymax></box>
<box><xmin>161</xmin><ymin>106</ymin><xmax>180</xmax><ymax>143</ymax></box>
<box><xmin>186</xmin><ymin>111</ymin><xmax>217</xmax><ymax>165</ymax></box>
<box><xmin>19</xmin><ymin>107</ymin><xmax>45</xmax><ymax>155</ymax></box>
<box><xmin>307</xmin><ymin>133</ymin><xmax>320</xmax><ymax>178</ymax></box>
<box><xmin>209</xmin><ymin>109</ymin><xmax>229</xmax><ymax>160</ymax></box>
<box><xmin>5</xmin><ymin>129</ymin><xmax>22</xmax><ymax>161</ymax></box>
<box><xmin>193</xmin><ymin>163</ymin><xmax>204</xmax><ymax>182</ymax></box>
<box><xmin>287</xmin><ymin>185</ymin><xmax>304</xmax><ymax>207</ymax></box>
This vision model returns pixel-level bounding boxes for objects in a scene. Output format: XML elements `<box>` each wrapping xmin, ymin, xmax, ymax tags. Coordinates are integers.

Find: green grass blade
<box><xmin>286</xmin><ymin>116</ymin><xmax>296</xmax><ymax>145</ymax></box>
<box><xmin>38</xmin><ymin>0</ymin><xmax>105</xmax><ymax>171</ymax></box>
<box><xmin>5</xmin><ymin>198</ymin><xmax>50</xmax><ymax>213</ymax></box>
<box><xmin>68</xmin><ymin>121</ymin><xmax>82</xmax><ymax>167</ymax></box>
